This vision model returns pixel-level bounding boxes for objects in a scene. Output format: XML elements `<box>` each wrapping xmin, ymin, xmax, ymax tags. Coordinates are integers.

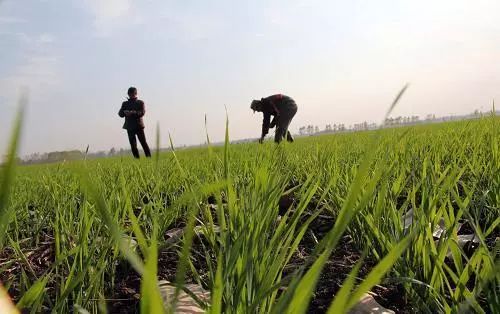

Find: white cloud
<box><xmin>85</xmin><ymin>0</ymin><xmax>131</xmax><ymax>20</ymax></box>
<box><xmin>83</xmin><ymin>0</ymin><xmax>137</xmax><ymax>36</ymax></box>
<box><xmin>0</xmin><ymin>32</ymin><xmax>60</xmax><ymax>105</ymax></box>
<box><xmin>0</xmin><ymin>51</ymin><xmax>60</xmax><ymax>153</ymax></box>
<box><xmin>159</xmin><ymin>13</ymin><xmax>222</xmax><ymax>41</ymax></box>
<box><xmin>0</xmin><ymin>32</ymin><xmax>56</xmax><ymax>46</ymax></box>
<box><xmin>0</xmin><ymin>31</ymin><xmax>29</xmax><ymax>43</ymax></box>
<box><xmin>0</xmin><ymin>56</ymin><xmax>60</xmax><ymax>103</ymax></box>
<box><xmin>0</xmin><ymin>16</ymin><xmax>26</xmax><ymax>24</ymax></box>
<box><xmin>79</xmin><ymin>1</ymin><xmax>226</xmax><ymax>41</ymax></box>
<box><xmin>15</xmin><ymin>32</ymin><xmax>31</xmax><ymax>43</ymax></box>
<box><xmin>37</xmin><ymin>33</ymin><xmax>55</xmax><ymax>44</ymax></box>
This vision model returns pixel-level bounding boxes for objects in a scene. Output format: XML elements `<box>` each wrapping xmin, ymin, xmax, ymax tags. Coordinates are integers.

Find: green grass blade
<box><xmin>327</xmin><ymin>256</ymin><xmax>364</xmax><ymax>314</ymax></box>
<box><xmin>345</xmin><ymin>233</ymin><xmax>413</xmax><ymax>310</ymax></box>
<box><xmin>0</xmin><ymin>96</ymin><xmax>26</xmax><ymax>246</ymax></box>
<box><xmin>16</xmin><ymin>275</ymin><xmax>48</xmax><ymax>311</ymax></box>
<box><xmin>140</xmin><ymin>233</ymin><xmax>164</xmax><ymax>314</ymax></box>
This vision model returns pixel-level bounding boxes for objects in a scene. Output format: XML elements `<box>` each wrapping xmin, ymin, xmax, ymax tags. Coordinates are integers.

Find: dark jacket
<box><xmin>261</xmin><ymin>94</ymin><xmax>294</xmax><ymax>137</ymax></box>
<box><xmin>118</xmin><ymin>98</ymin><xmax>146</xmax><ymax>130</ymax></box>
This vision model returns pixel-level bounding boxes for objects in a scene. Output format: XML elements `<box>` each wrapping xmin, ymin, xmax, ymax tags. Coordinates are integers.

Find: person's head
<box><xmin>127</xmin><ymin>86</ymin><xmax>138</xmax><ymax>99</ymax></box>
<box><xmin>250</xmin><ymin>99</ymin><xmax>263</xmax><ymax>112</ymax></box>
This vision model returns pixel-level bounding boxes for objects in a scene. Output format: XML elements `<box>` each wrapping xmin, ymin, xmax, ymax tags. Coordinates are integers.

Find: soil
<box><xmin>304</xmin><ymin>236</ymin><xmax>416</xmax><ymax>313</ymax></box>
<box><xmin>303</xmin><ymin>214</ymin><xmax>415</xmax><ymax>314</ymax></box>
<box><xmin>108</xmin><ymin>249</ymin><xmax>180</xmax><ymax>313</ymax></box>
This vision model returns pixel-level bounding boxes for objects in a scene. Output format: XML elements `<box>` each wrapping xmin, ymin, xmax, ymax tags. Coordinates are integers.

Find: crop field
<box><xmin>0</xmin><ymin>116</ymin><xmax>499</xmax><ymax>313</ymax></box>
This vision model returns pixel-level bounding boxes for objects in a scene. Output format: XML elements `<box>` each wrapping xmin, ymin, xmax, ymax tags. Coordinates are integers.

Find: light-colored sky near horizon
<box><xmin>0</xmin><ymin>0</ymin><xmax>499</xmax><ymax>156</ymax></box>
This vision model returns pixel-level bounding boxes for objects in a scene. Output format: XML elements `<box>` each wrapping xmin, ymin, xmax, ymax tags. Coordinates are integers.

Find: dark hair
<box><xmin>127</xmin><ymin>86</ymin><xmax>137</xmax><ymax>96</ymax></box>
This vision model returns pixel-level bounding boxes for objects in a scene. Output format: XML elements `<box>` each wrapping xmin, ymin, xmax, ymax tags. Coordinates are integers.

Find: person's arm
<box><xmin>269</xmin><ymin>116</ymin><xmax>277</xmax><ymax>128</ymax></box>
<box><xmin>136</xmin><ymin>101</ymin><xmax>145</xmax><ymax>117</ymax></box>
<box><xmin>126</xmin><ymin>101</ymin><xmax>145</xmax><ymax>117</ymax></box>
<box><xmin>118</xmin><ymin>103</ymin><xmax>126</xmax><ymax>117</ymax></box>
<box><xmin>260</xmin><ymin>112</ymin><xmax>271</xmax><ymax>142</ymax></box>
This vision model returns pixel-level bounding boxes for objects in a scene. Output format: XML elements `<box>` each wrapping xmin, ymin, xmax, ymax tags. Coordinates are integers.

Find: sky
<box><xmin>0</xmin><ymin>0</ymin><xmax>499</xmax><ymax>156</ymax></box>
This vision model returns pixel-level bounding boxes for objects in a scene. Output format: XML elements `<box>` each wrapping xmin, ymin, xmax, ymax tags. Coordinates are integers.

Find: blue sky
<box><xmin>1</xmin><ymin>0</ymin><xmax>499</xmax><ymax>156</ymax></box>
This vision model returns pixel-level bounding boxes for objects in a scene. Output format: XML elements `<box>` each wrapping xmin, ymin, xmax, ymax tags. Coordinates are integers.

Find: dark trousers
<box><xmin>275</xmin><ymin>102</ymin><xmax>298</xmax><ymax>143</ymax></box>
<box><xmin>127</xmin><ymin>128</ymin><xmax>151</xmax><ymax>158</ymax></box>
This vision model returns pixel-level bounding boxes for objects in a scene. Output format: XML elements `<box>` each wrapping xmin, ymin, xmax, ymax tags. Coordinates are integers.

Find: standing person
<box><xmin>118</xmin><ymin>87</ymin><xmax>151</xmax><ymax>158</ymax></box>
<box><xmin>250</xmin><ymin>94</ymin><xmax>298</xmax><ymax>143</ymax></box>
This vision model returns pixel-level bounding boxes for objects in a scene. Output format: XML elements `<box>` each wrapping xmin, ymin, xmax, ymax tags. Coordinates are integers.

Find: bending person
<box><xmin>250</xmin><ymin>94</ymin><xmax>298</xmax><ymax>143</ymax></box>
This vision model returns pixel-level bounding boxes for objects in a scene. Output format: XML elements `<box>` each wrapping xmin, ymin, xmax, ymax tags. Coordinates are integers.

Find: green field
<box><xmin>1</xmin><ymin>117</ymin><xmax>499</xmax><ymax>313</ymax></box>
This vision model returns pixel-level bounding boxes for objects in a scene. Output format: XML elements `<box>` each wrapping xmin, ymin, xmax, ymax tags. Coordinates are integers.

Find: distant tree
<box><xmin>24</xmin><ymin>152</ymin><xmax>42</xmax><ymax>164</ymax></box>
<box><xmin>47</xmin><ymin>150</ymin><xmax>84</xmax><ymax>162</ymax></box>
<box><xmin>93</xmin><ymin>151</ymin><xmax>106</xmax><ymax>158</ymax></box>
<box><xmin>1</xmin><ymin>155</ymin><xmax>22</xmax><ymax>165</ymax></box>
<box><xmin>314</xmin><ymin>126</ymin><xmax>319</xmax><ymax>134</ymax></box>
<box><xmin>109</xmin><ymin>147</ymin><xmax>116</xmax><ymax>156</ymax></box>
<box><xmin>307</xmin><ymin>125</ymin><xmax>313</xmax><ymax>135</ymax></box>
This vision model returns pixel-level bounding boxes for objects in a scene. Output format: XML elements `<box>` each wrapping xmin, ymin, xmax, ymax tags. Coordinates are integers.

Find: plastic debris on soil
<box><xmin>165</xmin><ymin>228</ymin><xmax>184</xmax><ymax>245</ymax></box>
<box><xmin>349</xmin><ymin>293</ymin><xmax>395</xmax><ymax>314</ymax></box>
<box><xmin>156</xmin><ymin>280</ymin><xmax>396</xmax><ymax>314</ymax></box>
<box><xmin>158</xmin><ymin>280</ymin><xmax>209</xmax><ymax>313</ymax></box>
<box><xmin>164</xmin><ymin>225</ymin><xmax>221</xmax><ymax>246</ymax></box>
<box><xmin>402</xmin><ymin>208</ymin><xmax>414</xmax><ymax>234</ymax></box>
<box><xmin>403</xmin><ymin>208</ymin><xmax>479</xmax><ymax>257</ymax></box>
